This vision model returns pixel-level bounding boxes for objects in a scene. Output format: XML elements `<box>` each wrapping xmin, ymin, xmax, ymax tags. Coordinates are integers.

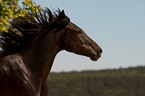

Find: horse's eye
<box><xmin>78</xmin><ymin>31</ymin><xmax>82</xmax><ymax>34</ymax></box>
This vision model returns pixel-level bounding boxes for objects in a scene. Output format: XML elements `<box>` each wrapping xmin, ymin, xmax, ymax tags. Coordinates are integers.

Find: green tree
<box><xmin>0</xmin><ymin>0</ymin><xmax>40</xmax><ymax>31</ymax></box>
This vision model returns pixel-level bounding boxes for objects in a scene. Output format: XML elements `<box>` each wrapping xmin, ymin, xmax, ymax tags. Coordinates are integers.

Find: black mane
<box><xmin>0</xmin><ymin>8</ymin><xmax>70</xmax><ymax>56</ymax></box>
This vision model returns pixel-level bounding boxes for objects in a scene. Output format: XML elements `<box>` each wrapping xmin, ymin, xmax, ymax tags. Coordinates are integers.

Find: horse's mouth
<box><xmin>90</xmin><ymin>56</ymin><xmax>99</xmax><ymax>61</ymax></box>
<box><xmin>90</xmin><ymin>54</ymin><xmax>101</xmax><ymax>61</ymax></box>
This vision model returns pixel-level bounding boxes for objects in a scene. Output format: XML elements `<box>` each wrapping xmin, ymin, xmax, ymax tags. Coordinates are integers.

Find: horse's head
<box><xmin>63</xmin><ymin>22</ymin><xmax>102</xmax><ymax>61</ymax></box>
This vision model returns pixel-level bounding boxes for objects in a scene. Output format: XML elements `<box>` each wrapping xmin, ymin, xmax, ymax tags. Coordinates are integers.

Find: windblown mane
<box><xmin>0</xmin><ymin>8</ymin><xmax>70</xmax><ymax>56</ymax></box>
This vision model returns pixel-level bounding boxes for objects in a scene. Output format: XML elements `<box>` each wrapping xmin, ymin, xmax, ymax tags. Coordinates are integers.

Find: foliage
<box><xmin>0</xmin><ymin>0</ymin><xmax>40</xmax><ymax>31</ymax></box>
<box><xmin>48</xmin><ymin>66</ymin><xmax>145</xmax><ymax>96</ymax></box>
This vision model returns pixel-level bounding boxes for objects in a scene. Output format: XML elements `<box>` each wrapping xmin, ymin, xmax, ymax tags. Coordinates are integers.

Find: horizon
<box><xmin>50</xmin><ymin>65</ymin><xmax>145</xmax><ymax>73</ymax></box>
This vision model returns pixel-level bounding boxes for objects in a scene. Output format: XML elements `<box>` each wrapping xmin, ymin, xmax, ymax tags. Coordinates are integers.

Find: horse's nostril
<box><xmin>100</xmin><ymin>49</ymin><xmax>103</xmax><ymax>54</ymax></box>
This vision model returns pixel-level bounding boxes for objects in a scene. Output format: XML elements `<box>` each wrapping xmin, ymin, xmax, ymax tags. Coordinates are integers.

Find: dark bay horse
<box><xmin>0</xmin><ymin>8</ymin><xmax>102</xmax><ymax>96</ymax></box>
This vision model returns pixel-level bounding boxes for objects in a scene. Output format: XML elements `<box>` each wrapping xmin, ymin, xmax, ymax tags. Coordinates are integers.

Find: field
<box><xmin>48</xmin><ymin>66</ymin><xmax>145</xmax><ymax>96</ymax></box>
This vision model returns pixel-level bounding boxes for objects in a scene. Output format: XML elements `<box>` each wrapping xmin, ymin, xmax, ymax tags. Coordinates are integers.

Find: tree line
<box><xmin>47</xmin><ymin>66</ymin><xmax>145</xmax><ymax>96</ymax></box>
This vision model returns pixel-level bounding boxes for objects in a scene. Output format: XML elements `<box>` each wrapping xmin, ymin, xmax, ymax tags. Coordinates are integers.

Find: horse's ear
<box><xmin>59</xmin><ymin>10</ymin><xmax>66</xmax><ymax>18</ymax></box>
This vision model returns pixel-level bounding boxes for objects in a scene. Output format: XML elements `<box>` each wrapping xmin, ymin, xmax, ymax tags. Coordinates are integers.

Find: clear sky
<box><xmin>34</xmin><ymin>0</ymin><xmax>145</xmax><ymax>72</ymax></box>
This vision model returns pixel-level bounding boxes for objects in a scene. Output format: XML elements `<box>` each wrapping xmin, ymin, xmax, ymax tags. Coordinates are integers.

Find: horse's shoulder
<box><xmin>0</xmin><ymin>58</ymin><xmax>10</xmax><ymax>80</ymax></box>
<box><xmin>0</xmin><ymin>68</ymin><xmax>9</xmax><ymax>86</ymax></box>
<box><xmin>0</xmin><ymin>55</ymin><xmax>20</xmax><ymax>81</ymax></box>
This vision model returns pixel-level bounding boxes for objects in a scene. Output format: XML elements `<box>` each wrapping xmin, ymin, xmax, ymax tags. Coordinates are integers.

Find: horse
<box><xmin>0</xmin><ymin>8</ymin><xmax>102</xmax><ymax>96</ymax></box>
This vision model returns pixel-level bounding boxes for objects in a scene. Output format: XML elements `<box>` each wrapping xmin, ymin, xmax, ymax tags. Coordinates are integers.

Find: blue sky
<box><xmin>34</xmin><ymin>0</ymin><xmax>145</xmax><ymax>72</ymax></box>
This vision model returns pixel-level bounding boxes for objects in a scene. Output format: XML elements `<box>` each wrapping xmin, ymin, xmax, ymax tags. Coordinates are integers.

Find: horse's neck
<box><xmin>18</xmin><ymin>33</ymin><xmax>63</xmax><ymax>93</ymax></box>
<box><xmin>20</xmin><ymin>36</ymin><xmax>61</xmax><ymax>77</ymax></box>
